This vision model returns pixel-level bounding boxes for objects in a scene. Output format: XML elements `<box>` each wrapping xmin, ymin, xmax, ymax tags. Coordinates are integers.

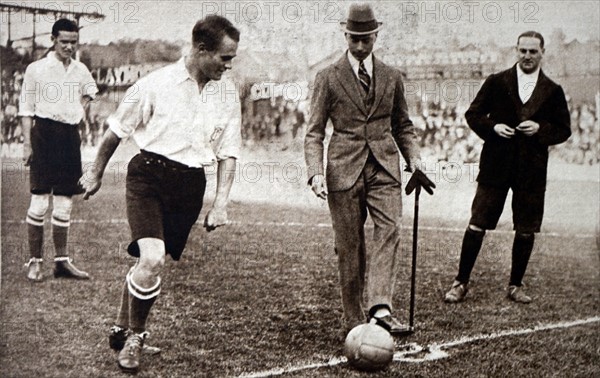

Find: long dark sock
<box><xmin>27</xmin><ymin>223</ymin><xmax>44</xmax><ymax>259</ymax></box>
<box><xmin>127</xmin><ymin>268</ymin><xmax>160</xmax><ymax>334</ymax></box>
<box><xmin>456</xmin><ymin>227</ymin><xmax>486</xmax><ymax>283</ymax></box>
<box><xmin>52</xmin><ymin>224</ymin><xmax>69</xmax><ymax>258</ymax></box>
<box><xmin>115</xmin><ymin>281</ymin><xmax>129</xmax><ymax>328</ymax></box>
<box><xmin>509</xmin><ymin>233</ymin><xmax>535</xmax><ymax>286</ymax></box>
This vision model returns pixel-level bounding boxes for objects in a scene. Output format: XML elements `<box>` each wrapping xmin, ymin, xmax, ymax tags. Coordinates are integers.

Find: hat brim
<box><xmin>340</xmin><ymin>22</ymin><xmax>383</xmax><ymax>35</ymax></box>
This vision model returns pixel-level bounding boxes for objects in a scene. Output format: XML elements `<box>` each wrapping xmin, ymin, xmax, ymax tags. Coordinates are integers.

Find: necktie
<box><xmin>358</xmin><ymin>60</ymin><xmax>370</xmax><ymax>94</ymax></box>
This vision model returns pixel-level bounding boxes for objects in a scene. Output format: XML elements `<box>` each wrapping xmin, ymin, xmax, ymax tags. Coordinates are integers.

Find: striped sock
<box><xmin>127</xmin><ymin>267</ymin><xmax>161</xmax><ymax>334</ymax></box>
<box><xmin>26</xmin><ymin>211</ymin><xmax>45</xmax><ymax>227</ymax></box>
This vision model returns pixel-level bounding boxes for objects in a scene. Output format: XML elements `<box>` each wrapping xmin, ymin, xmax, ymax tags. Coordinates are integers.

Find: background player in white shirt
<box><xmin>80</xmin><ymin>15</ymin><xmax>241</xmax><ymax>374</ymax></box>
<box><xmin>19</xmin><ymin>18</ymin><xmax>98</xmax><ymax>282</ymax></box>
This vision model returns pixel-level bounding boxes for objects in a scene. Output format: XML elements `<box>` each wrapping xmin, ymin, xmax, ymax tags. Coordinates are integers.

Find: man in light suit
<box><xmin>444</xmin><ymin>31</ymin><xmax>571</xmax><ymax>304</ymax></box>
<box><xmin>304</xmin><ymin>3</ymin><xmax>433</xmax><ymax>335</ymax></box>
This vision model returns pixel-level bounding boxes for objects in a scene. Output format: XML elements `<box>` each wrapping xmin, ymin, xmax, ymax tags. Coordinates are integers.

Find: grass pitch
<box><xmin>1</xmin><ymin>157</ymin><xmax>598</xmax><ymax>378</ymax></box>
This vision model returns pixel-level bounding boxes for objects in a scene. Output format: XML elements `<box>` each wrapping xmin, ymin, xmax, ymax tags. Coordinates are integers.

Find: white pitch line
<box><xmin>2</xmin><ymin>219</ymin><xmax>595</xmax><ymax>238</ymax></box>
<box><xmin>3</xmin><ymin>219</ymin><xmax>128</xmax><ymax>224</ymax></box>
<box><xmin>238</xmin><ymin>357</ymin><xmax>347</xmax><ymax>378</ymax></box>
<box><xmin>395</xmin><ymin>315</ymin><xmax>600</xmax><ymax>363</ymax></box>
<box><xmin>238</xmin><ymin>316</ymin><xmax>600</xmax><ymax>378</ymax></box>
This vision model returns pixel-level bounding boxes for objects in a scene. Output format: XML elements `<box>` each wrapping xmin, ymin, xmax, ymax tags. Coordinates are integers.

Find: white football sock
<box><xmin>374</xmin><ymin>307</ymin><xmax>391</xmax><ymax>318</ymax></box>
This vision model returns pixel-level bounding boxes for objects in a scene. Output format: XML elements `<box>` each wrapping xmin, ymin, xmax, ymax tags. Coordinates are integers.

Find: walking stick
<box><xmin>405</xmin><ymin>169</ymin><xmax>435</xmax><ymax>333</ymax></box>
<box><xmin>409</xmin><ymin>184</ymin><xmax>420</xmax><ymax>331</ymax></box>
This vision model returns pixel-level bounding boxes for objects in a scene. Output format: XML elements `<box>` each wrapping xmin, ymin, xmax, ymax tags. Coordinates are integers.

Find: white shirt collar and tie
<box><xmin>516</xmin><ymin>64</ymin><xmax>540</xmax><ymax>104</ymax></box>
<box><xmin>347</xmin><ymin>51</ymin><xmax>373</xmax><ymax>78</ymax></box>
<box><xmin>347</xmin><ymin>51</ymin><xmax>373</xmax><ymax>94</ymax></box>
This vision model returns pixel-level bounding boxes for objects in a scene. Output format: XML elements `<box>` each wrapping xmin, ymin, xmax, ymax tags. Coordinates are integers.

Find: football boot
<box><xmin>53</xmin><ymin>257</ymin><xmax>90</xmax><ymax>280</ymax></box>
<box><xmin>25</xmin><ymin>258</ymin><xmax>44</xmax><ymax>282</ymax></box>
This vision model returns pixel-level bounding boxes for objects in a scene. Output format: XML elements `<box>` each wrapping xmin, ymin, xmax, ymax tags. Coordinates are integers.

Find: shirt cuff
<box><xmin>84</xmin><ymin>85</ymin><xmax>99</xmax><ymax>99</ymax></box>
<box><xmin>216</xmin><ymin>149</ymin><xmax>240</xmax><ymax>161</ymax></box>
<box><xmin>17</xmin><ymin>110</ymin><xmax>35</xmax><ymax>117</ymax></box>
<box><xmin>106</xmin><ymin>115</ymin><xmax>131</xmax><ymax>139</ymax></box>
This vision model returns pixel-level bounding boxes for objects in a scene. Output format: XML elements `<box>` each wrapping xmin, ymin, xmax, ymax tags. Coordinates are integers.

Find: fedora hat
<box><xmin>340</xmin><ymin>3</ymin><xmax>382</xmax><ymax>35</ymax></box>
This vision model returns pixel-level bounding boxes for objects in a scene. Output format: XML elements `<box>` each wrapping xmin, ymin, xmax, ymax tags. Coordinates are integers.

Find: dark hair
<box><xmin>192</xmin><ymin>15</ymin><xmax>240</xmax><ymax>52</ymax></box>
<box><xmin>52</xmin><ymin>18</ymin><xmax>79</xmax><ymax>37</ymax></box>
<box><xmin>517</xmin><ymin>31</ymin><xmax>544</xmax><ymax>48</ymax></box>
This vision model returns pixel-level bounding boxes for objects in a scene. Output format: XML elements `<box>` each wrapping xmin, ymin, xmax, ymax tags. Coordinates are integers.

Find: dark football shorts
<box><xmin>126</xmin><ymin>150</ymin><xmax>206</xmax><ymax>261</ymax></box>
<box><xmin>29</xmin><ymin>117</ymin><xmax>83</xmax><ymax>196</ymax></box>
<box><xmin>469</xmin><ymin>183</ymin><xmax>545</xmax><ymax>234</ymax></box>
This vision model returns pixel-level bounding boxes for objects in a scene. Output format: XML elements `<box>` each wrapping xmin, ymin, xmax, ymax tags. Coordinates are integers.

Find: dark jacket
<box><xmin>465</xmin><ymin>65</ymin><xmax>571</xmax><ymax>190</ymax></box>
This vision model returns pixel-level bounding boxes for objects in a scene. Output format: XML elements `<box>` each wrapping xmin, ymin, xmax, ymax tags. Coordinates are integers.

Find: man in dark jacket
<box><xmin>444</xmin><ymin>31</ymin><xmax>571</xmax><ymax>304</ymax></box>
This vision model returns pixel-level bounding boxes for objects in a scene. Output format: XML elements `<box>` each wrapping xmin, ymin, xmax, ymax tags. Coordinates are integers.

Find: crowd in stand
<box><xmin>1</xmin><ymin>67</ymin><xmax>599</xmax><ymax>165</ymax></box>
<box><xmin>241</xmin><ymin>100</ymin><xmax>306</xmax><ymax>148</ymax></box>
<box><xmin>1</xmin><ymin>69</ymin><xmax>24</xmax><ymax>145</ymax></box>
<box><xmin>559</xmin><ymin>101</ymin><xmax>599</xmax><ymax>165</ymax></box>
<box><xmin>412</xmin><ymin>102</ymin><xmax>482</xmax><ymax>164</ymax></box>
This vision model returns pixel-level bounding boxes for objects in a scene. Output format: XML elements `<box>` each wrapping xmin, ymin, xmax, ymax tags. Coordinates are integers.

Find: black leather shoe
<box><xmin>445</xmin><ymin>280</ymin><xmax>468</xmax><ymax>303</ymax></box>
<box><xmin>25</xmin><ymin>258</ymin><xmax>44</xmax><ymax>282</ymax></box>
<box><xmin>507</xmin><ymin>285</ymin><xmax>532</xmax><ymax>304</ymax></box>
<box><xmin>109</xmin><ymin>325</ymin><xmax>128</xmax><ymax>351</ymax></box>
<box><xmin>53</xmin><ymin>257</ymin><xmax>90</xmax><ymax>280</ymax></box>
<box><xmin>110</xmin><ymin>326</ymin><xmax>161</xmax><ymax>355</ymax></box>
<box><xmin>118</xmin><ymin>332</ymin><xmax>146</xmax><ymax>373</ymax></box>
<box><xmin>372</xmin><ymin>315</ymin><xmax>413</xmax><ymax>336</ymax></box>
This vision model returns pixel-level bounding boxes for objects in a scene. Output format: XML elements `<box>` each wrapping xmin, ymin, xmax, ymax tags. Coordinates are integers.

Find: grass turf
<box><xmin>1</xmin><ymin>159</ymin><xmax>598</xmax><ymax>378</ymax></box>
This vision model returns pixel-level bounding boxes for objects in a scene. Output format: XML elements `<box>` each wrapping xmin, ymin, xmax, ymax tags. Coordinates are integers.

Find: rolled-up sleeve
<box><xmin>82</xmin><ymin>68</ymin><xmax>99</xmax><ymax>99</ymax></box>
<box><xmin>107</xmin><ymin>81</ymin><xmax>153</xmax><ymax>139</ymax></box>
<box><xmin>213</xmin><ymin>86</ymin><xmax>242</xmax><ymax>160</ymax></box>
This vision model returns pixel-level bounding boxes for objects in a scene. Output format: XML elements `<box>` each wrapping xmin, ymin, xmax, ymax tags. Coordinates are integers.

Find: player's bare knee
<box><xmin>51</xmin><ymin>195</ymin><xmax>73</xmax><ymax>227</ymax></box>
<box><xmin>138</xmin><ymin>253</ymin><xmax>165</xmax><ymax>277</ymax></box>
<box><xmin>26</xmin><ymin>194</ymin><xmax>50</xmax><ymax>226</ymax></box>
<box><xmin>137</xmin><ymin>239</ymin><xmax>166</xmax><ymax>275</ymax></box>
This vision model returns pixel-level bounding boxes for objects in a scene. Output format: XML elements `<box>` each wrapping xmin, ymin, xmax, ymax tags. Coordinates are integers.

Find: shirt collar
<box><xmin>174</xmin><ymin>56</ymin><xmax>218</xmax><ymax>88</ymax></box>
<box><xmin>47</xmin><ymin>51</ymin><xmax>70</xmax><ymax>68</ymax></box>
<box><xmin>174</xmin><ymin>57</ymin><xmax>193</xmax><ymax>84</ymax></box>
<box><xmin>347</xmin><ymin>51</ymin><xmax>373</xmax><ymax>77</ymax></box>
<box><xmin>516</xmin><ymin>64</ymin><xmax>540</xmax><ymax>81</ymax></box>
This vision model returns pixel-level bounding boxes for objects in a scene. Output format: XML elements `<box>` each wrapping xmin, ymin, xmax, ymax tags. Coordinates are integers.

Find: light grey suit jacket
<box><xmin>305</xmin><ymin>53</ymin><xmax>420</xmax><ymax>192</ymax></box>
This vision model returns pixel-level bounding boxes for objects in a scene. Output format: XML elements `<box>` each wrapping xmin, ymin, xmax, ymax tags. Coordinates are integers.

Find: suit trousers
<box><xmin>327</xmin><ymin>154</ymin><xmax>402</xmax><ymax>329</ymax></box>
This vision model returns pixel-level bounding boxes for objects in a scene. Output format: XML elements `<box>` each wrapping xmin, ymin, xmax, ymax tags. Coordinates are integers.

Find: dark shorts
<box><xmin>469</xmin><ymin>183</ymin><xmax>545</xmax><ymax>233</ymax></box>
<box><xmin>29</xmin><ymin>117</ymin><xmax>83</xmax><ymax>196</ymax></box>
<box><xmin>126</xmin><ymin>151</ymin><xmax>206</xmax><ymax>261</ymax></box>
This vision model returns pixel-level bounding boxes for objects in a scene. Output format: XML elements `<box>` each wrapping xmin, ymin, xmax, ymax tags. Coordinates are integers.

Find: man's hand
<box><xmin>516</xmin><ymin>120</ymin><xmax>540</xmax><ymax>136</ymax></box>
<box><xmin>79</xmin><ymin>166</ymin><xmax>102</xmax><ymax>200</ymax></box>
<box><xmin>493</xmin><ymin>123</ymin><xmax>515</xmax><ymax>139</ymax></box>
<box><xmin>23</xmin><ymin>142</ymin><xmax>32</xmax><ymax>166</ymax></box>
<box><xmin>204</xmin><ymin>206</ymin><xmax>228</xmax><ymax>232</ymax></box>
<box><xmin>310</xmin><ymin>174</ymin><xmax>327</xmax><ymax>200</ymax></box>
<box><xmin>405</xmin><ymin>169</ymin><xmax>436</xmax><ymax>195</ymax></box>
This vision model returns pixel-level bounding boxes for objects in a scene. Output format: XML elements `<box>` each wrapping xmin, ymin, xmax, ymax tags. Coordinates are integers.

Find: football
<box><xmin>344</xmin><ymin>322</ymin><xmax>395</xmax><ymax>371</ymax></box>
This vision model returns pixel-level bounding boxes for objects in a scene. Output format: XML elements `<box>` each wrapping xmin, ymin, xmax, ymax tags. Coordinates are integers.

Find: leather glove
<box><xmin>405</xmin><ymin>169</ymin><xmax>436</xmax><ymax>195</ymax></box>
